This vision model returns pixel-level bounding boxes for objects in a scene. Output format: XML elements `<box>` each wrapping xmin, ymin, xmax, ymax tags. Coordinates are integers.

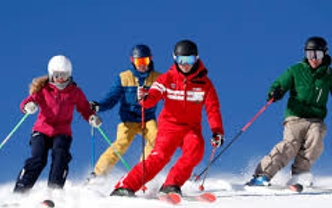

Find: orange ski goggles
<box><xmin>131</xmin><ymin>57</ymin><xmax>151</xmax><ymax>66</ymax></box>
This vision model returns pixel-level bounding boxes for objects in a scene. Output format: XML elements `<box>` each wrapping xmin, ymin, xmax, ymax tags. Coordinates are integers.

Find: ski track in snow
<box><xmin>1</xmin><ymin>171</ymin><xmax>332</xmax><ymax>208</ymax></box>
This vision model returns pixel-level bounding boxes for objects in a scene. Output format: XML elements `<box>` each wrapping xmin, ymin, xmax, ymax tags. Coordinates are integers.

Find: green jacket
<box><xmin>269</xmin><ymin>56</ymin><xmax>332</xmax><ymax>120</ymax></box>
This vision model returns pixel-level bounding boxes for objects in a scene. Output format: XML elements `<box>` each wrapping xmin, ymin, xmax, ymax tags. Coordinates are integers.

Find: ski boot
<box><xmin>159</xmin><ymin>185</ymin><xmax>182</xmax><ymax>196</ymax></box>
<box><xmin>13</xmin><ymin>183</ymin><xmax>31</xmax><ymax>194</ymax></box>
<box><xmin>287</xmin><ymin>172</ymin><xmax>313</xmax><ymax>187</ymax></box>
<box><xmin>110</xmin><ymin>188</ymin><xmax>135</xmax><ymax>197</ymax></box>
<box><xmin>246</xmin><ymin>175</ymin><xmax>271</xmax><ymax>186</ymax></box>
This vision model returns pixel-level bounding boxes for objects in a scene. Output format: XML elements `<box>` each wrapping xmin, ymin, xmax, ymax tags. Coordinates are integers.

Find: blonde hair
<box><xmin>29</xmin><ymin>75</ymin><xmax>49</xmax><ymax>95</ymax></box>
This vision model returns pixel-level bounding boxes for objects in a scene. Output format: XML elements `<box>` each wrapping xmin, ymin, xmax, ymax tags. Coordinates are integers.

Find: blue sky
<box><xmin>1</xmin><ymin>0</ymin><xmax>332</xmax><ymax>184</ymax></box>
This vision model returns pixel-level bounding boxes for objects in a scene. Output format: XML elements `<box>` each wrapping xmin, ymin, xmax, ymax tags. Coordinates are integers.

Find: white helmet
<box><xmin>47</xmin><ymin>55</ymin><xmax>72</xmax><ymax>77</ymax></box>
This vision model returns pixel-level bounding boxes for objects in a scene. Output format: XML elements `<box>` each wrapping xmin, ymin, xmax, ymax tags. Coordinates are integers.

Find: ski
<box><xmin>300</xmin><ymin>186</ymin><xmax>332</xmax><ymax>194</ymax></box>
<box><xmin>244</xmin><ymin>183</ymin><xmax>303</xmax><ymax>194</ymax></box>
<box><xmin>42</xmin><ymin>199</ymin><xmax>55</xmax><ymax>208</ymax></box>
<box><xmin>244</xmin><ymin>183</ymin><xmax>332</xmax><ymax>195</ymax></box>
<box><xmin>157</xmin><ymin>192</ymin><xmax>182</xmax><ymax>205</ymax></box>
<box><xmin>0</xmin><ymin>199</ymin><xmax>55</xmax><ymax>208</ymax></box>
<box><xmin>156</xmin><ymin>192</ymin><xmax>217</xmax><ymax>204</ymax></box>
<box><xmin>260</xmin><ymin>183</ymin><xmax>303</xmax><ymax>192</ymax></box>
<box><xmin>288</xmin><ymin>183</ymin><xmax>303</xmax><ymax>192</ymax></box>
<box><xmin>0</xmin><ymin>202</ymin><xmax>20</xmax><ymax>207</ymax></box>
<box><xmin>183</xmin><ymin>192</ymin><xmax>217</xmax><ymax>203</ymax></box>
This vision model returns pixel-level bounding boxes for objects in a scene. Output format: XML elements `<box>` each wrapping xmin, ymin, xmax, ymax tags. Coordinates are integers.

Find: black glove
<box><xmin>268</xmin><ymin>86</ymin><xmax>284</xmax><ymax>102</ymax></box>
<box><xmin>210</xmin><ymin>133</ymin><xmax>225</xmax><ymax>148</ymax></box>
<box><xmin>89</xmin><ymin>101</ymin><xmax>100</xmax><ymax>112</ymax></box>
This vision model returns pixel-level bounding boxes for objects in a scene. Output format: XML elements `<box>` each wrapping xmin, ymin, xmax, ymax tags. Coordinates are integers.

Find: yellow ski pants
<box><xmin>94</xmin><ymin>120</ymin><xmax>157</xmax><ymax>175</ymax></box>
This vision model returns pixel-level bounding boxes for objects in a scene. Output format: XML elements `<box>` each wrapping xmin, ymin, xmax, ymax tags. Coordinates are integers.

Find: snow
<box><xmin>1</xmin><ymin>170</ymin><xmax>332</xmax><ymax>208</ymax></box>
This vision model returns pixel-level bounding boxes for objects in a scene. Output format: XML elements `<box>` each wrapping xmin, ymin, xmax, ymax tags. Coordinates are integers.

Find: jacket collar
<box><xmin>169</xmin><ymin>59</ymin><xmax>208</xmax><ymax>80</ymax></box>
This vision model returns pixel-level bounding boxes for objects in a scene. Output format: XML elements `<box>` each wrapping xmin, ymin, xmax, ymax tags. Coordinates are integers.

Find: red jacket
<box><xmin>142</xmin><ymin>60</ymin><xmax>224</xmax><ymax>135</ymax></box>
<box><xmin>20</xmin><ymin>82</ymin><xmax>95</xmax><ymax>137</ymax></box>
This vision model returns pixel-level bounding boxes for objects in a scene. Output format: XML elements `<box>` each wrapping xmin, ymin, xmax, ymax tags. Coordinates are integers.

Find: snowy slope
<box><xmin>1</xmin><ymin>171</ymin><xmax>332</xmax><ymax>208</ymax></box>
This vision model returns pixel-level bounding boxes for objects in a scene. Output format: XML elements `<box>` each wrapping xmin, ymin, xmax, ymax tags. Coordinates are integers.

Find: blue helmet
<box><xmin>131</xmin><ymin>45</ymin><xmax>152</xmax><ymax>58</ymax></box>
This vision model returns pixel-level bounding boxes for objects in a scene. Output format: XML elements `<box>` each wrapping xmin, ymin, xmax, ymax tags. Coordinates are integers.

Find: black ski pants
<box><xmin>14</xmin><ymin>131</ymin><xmax>72</xmax><ymax>193</ymax></box>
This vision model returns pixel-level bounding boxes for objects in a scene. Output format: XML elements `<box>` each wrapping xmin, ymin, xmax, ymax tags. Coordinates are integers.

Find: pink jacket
<box><xmin>21</xmin><ymin>82</ymin><xmax>95</xmax><ymax>137</ymax></box>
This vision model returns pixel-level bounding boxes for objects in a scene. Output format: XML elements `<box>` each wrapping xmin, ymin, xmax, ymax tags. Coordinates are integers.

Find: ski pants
<box><xmin>14</xmin><ymin>131</ymin><xmax>72</xmax><ymax>192</ymax></box>
<box><xmin>114</xmin><ymin>124</ymin><xmax>205</xmax><ymax>192</ymax></box>
<box><xmin>94</xmin><ymin>120</ymin><xmax>157</xmax><ymax>175</ymax></box>
<box><xmin>254</xmin><ymin>116</ymin><xmax>326</xmax><ymax>179</ymax></box>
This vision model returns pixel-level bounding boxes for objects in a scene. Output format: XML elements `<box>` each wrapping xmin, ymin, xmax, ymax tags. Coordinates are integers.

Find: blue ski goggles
<box><xmin>305</xmin><ymin>50</ymin><xmax>325</xmax><ymax>60</ymax></box>
<box><xmin>175</xmin><ymin>55</ymin><xmax>198</xmax><ymax>65</ymax></box>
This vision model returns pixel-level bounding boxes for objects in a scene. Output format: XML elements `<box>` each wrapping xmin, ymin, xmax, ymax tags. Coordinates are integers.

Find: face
<box><xmin>52</xmin><ymin>71</ymin><xmax>70</xmax><ymax>83</ymax></box>
<box><xmin>177</xmin><ymin>63</ymin><xmax>194</xmax><ymax>73</ymax></box>
<box><xmin>53</xmin><ymin>76</ymin><xmax>68</xmax><ymax>83</ymax></box>
<box><xmin>174</xmin><ymin>55</ymin><xmax>197</xmax><ymax>73</ymax></box>
<box><xmin>135</xmin><ymin>64</ymin><xmax>149</xmax><ymax>73</ymax></box>
<box><xmin>308</xmin><ymin>59</ymin><xmax>323</xmax><ymax>69</ymax></box>
<box><xmin>306</xmin><ymin>50</ymin><xmax>324</xmax><ymax>69</ymax></box>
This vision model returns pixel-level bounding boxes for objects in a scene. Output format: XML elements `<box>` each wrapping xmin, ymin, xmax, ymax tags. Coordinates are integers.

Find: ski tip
<box><xmin>289</xmin><ymin>183</ymin><xmax>304</xmax><ymax>193</ymax></box>
<box><xmin>42</xmin><ymin>199</ymin><xmax>55</xmax><ymax>208</ymax></box>
<box><xmin>158</xmin><ymin>193</ymin><xmax>182</xmax><ymax>205</ymax></box>
<box><xmin>199</xmin><ymin>193</ymin><xmax>217</xmax><ymax>202</ymax></box>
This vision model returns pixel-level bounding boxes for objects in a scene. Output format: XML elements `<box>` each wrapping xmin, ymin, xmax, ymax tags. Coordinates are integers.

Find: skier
<box><xmin>13</xmin><ymin>55</ymin><xmax>102</xmax><ymax>193</ymax></box>
<box><xmin>88</xmin><ymin>45</ymin><xmax>160</xmax><ymax>179</ymax></box>
<box><xmin>247</xmin><ymin>36</ymin><xmax>332</xmax><ymax>187</ymax></box>
<box><xmin>110</xmin><ymin>39</ymin><xmax>225</xmax><ymax>197</ymax></box>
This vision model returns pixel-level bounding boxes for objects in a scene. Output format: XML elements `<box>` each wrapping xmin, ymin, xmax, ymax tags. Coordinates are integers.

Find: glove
<box><xmin>24</xmin><ymin>102</ymin><xmax>38</xmax><ymax>114</ymax></box>
<box><xmin>268</xmin><ymin>86</ymin><xmax>284</xmax><ymax>102</ymax></box>
<box><xmin>89</xmin><ymin>101</ymin><xmax>100</xmax><ymax>112</ymax></box>
<box><xmin>137</xmin><ymin>86</ymin><xmax>148</xmax><ymax>102</ymax></box>
<box><xmin>89</xmin><ymin>114</ymin><xmax>102</xmax><ymax>128</ymax></box>
<box><xmin>210</xmin><ymin>133</ymin><xmax>225</xmax><ymax>148</ymax></box>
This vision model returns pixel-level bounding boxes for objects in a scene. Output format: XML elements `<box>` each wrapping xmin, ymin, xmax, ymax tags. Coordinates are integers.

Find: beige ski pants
<box><xmin>94</xmin><ymin>120</ymin><xmax>157</xmax><ymax>175</ymax></box>
<box><xmin>254</xmin><ymin>116</ymin><xmax>326</xmax><ymax>179</ymax></box>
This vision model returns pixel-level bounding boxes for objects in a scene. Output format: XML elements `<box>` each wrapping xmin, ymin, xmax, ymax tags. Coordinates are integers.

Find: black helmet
<box><xmin>173</xmin><ymin>40</ymin><xmax>198</xmax><ymax>56</ymax></box>
<box><xmin>305</xmin><ymin>36</ymin><xmax>328</xmax><ymax>52</ymax></box>
<box><xmin>131</xmin><ymin>45</ymin><xmax>152</xmax><ymax>58</ymax></box>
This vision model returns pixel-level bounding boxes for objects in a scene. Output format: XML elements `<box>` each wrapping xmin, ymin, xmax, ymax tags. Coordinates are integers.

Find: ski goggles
<box><xmin>132</xmin><ymin>57</ymin><xmax>151</xmax><ymax>66</ymax></box>
<box><xmin>52</xmin><ymin>71</ymin><xmax>71</xmax><ymax>80</ymax></box>
<box><xmin>305</xmin><ymin>50</ymin><xmax>325</xmax><ymax>60</ymax></box>
<box><xmin>175</xmin><ymin>55</ymin><xmax>197</xmax><ymax>65</ymax></box>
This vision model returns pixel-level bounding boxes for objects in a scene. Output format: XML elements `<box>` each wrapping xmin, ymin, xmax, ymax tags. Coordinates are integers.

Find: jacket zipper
<box><xmin>316</xmin><ymin>87</ymin><xmax>322</xmax><ymax>103</ymax></box>
<box><xmin>184</xmin><ymin>78</ymin><xmax>187</xmax><ymax>110</ymax></box>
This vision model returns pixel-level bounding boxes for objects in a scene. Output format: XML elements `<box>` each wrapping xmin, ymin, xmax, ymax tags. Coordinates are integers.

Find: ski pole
<box><xmin>96</xmin><ymin>127</ymin><xmax>131</xmax><ymax>171</ymax></box>
<box><xmin>141</xmin><ymin>104</ymin><xmax>147</xmax><ymax>192</ymax></box>
<box><xmin>136</xmin><ymin>79</ymin><xmax>148</xmax><ymax>192</ymax></box>
<box><xmin>90</xmin><ymin>126</ymin><xmax>96</xmax><ymax>170</ymax></box>
<box><xmin>193</xmin><ymin>98</ymin><xmax>274</xmax><ymax>181</ymax></box>
<box><xmin>0</xmin><ymin>113</ymin><xmax>29</xmax><ymax>151</ymax></box>
<box><xmin>199</xmin><ymin>146</ymin><xmax>217</xmax><ymax>191</ymax></box>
